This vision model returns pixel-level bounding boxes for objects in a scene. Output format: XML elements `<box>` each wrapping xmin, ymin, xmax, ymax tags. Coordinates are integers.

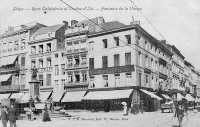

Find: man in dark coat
<box><xmin>8</xmin><ymin>105</ymin><xmax>17</xmax><ymax>127</ymax></box>
<box><xmin>1</xmin><ymin>106</ymin><xmax>8</xmax><ymax>127</ymax></box>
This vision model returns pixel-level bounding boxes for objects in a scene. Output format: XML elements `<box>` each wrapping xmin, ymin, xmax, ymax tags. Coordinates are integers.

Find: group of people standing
<box><xmin>1</xmin><ymin>105</ymin><xmax>17</xmax><ymax>127</ymax></box>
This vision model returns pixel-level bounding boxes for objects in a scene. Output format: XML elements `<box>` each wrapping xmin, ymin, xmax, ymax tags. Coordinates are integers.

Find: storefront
<box><xmin>82</xmin><ymin>89</ymin><xmax>134</xmax><ymax>112</ymax></box>
<box><xmin>61</xmin><ymin>90</ymin><xmax>86</xmax><ymax>109</ymax></box>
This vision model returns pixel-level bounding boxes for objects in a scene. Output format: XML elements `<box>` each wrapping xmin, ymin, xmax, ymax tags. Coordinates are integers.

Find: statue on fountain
<box><xmin>31</xmin><ymin>66</ymin><xmax>38</xmax><ymax>81</ymax></box>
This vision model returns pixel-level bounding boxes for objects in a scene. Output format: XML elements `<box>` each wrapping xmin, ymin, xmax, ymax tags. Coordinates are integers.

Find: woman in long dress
<box><xmin>42</xmin><ymin>104</ymin><xmax>51</xmax><ymax>122</ymax></box>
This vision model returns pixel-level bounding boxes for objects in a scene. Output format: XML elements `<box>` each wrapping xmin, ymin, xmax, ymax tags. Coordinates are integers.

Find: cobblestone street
<box><xmin>1</xmin><ymin>110</ymin><xmax>199</xmax><ymax>127</ymax></box>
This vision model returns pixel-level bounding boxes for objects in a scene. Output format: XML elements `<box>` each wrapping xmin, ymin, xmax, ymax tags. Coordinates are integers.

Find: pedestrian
<box><xmin>8</xmin><ymin>105</ymin><xmax>17</xmax><ymax>127</ymax></box>
<box><xmin>140</xmin><ymin>102</ymin><xmax>144</xmax><ymax>114</ymax></box>
<box><xmin>175</xmin><ymin>104</ymin><xmax>184</xmax><ymax>127</ymax></box>
<box><xmin>1</xmin><ymin>106</ymin><xmax>8</xmax><ymax>127</ymax></box>
<box><xmin>123</xmin><ymin>104</ymin><xmax>128</xmax><ymax>116</ymax></box>
<box><xmin>42</xmin><ymin>104</ymin><xmax>51</xmax><ymax>122</ymax></box>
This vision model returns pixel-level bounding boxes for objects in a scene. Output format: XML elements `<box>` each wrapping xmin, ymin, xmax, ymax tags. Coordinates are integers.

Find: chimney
<box><xmin>130</xmin><ymin>16</ymin><xmax>140</xmax><ymax>25</ymax></box>
<box><xmin>63</xmin><ymin>21</ymin><xmax>68</xmax><ymax>27</ymax></box>
<box><xmin>71</xmin><ymin>20</ymin><xmax>78</xmax><ymax>26</ymax></box>
<box><xmin>21</xmin><ymin>25</ymin><xmax>27</xmax><ymax>29</ymax></box>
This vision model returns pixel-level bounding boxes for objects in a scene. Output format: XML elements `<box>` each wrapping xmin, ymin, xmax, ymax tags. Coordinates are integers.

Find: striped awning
<box><xmin>140</xmin><ymin>89</ymin><xmax>162</xmax><ymax>100</ymax></box>
<box><xmin>62</xmin><ymin>91</ymin><xmax>86</xmax><ymax>102</ymax></box>
<box><xmin>0</xmin><ymin>55</ymin><xmax>18</xmax><ymax>66</ymax></box>
<box><xmin>82</xmin><ymin>89</ymin><xmax>133</xmax><ymax>100</ymax></box>
<box><xmin>0</xmin><ymin>74</ymin><xmax>12</xmax><ymax>82</ymax></box>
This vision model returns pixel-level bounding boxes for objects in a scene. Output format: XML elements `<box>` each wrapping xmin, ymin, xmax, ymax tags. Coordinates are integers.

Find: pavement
<box><xmin>1</xmin><ymin>110</ymin><xmax>200</xmax><ymax>127</ymax></box>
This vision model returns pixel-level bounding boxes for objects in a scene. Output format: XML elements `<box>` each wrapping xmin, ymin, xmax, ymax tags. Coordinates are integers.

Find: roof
<box><xmin>32</xmin><ymin>24</ymin><xmax>63</xmax><ymax>36</ymax></box>
<box><xmin>0</xmin><ymin>22</ymin><xmax>45</xmax><ymax>38</ymax></box>
<box><xmin>100</xmin><ymin>21</ymin><xmax>125</xmax><ymax>31</ymax></box>
<box><xmin>89</xmin><ymin>21</ymin><xmax>125</xmax><ymax>35</ymax></box>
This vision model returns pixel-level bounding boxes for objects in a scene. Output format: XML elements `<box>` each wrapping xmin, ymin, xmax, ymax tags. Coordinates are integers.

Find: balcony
<box><xmin>0</xmin><ymin>85</ymin><xmax>20</xmax><ymax>92</ymax></box>
<box><xmin>37</xmin><ymin>67</ymin><xmax>53</xmax><ymax>73</ymax></box>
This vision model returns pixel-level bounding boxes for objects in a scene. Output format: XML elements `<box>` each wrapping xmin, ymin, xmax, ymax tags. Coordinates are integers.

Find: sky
<box><xmin>0</xmin><ymin>0</ymin><xmax>200</xmax><ymax>69</ymax></box>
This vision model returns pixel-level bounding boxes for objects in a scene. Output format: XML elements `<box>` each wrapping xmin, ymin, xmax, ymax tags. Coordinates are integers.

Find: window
<box><xmin>89</xmin><ymin>41</ymin><xmax>94</xmax><ymax>51</ymax></box>
<box><xmin>138</xmin><ymin>52</ymin><xmax>142</xmax><ymax>66</ymax></box>
<box><xmin>102</xmin><ymin>56</ymin><xmax>108</xmax><ymax>68</ymax></box>
<box><xmin>114</xmin><ymin>37</ymin><xmax>119</xmax><ymax>46</ymax></box>
<box><xmin>125</xmin><ymin>72</ymin><xmax>132</xmax><ymax>86</ymax></box>
<box><xmin>55</xmin><ymin>54</ymin><xmax>58</xmax><ymax>59</ymax></box>
<box><xmin>67</xmin><ymin>58</ymin><xmax>73</xmax><ymax>67</ymax></box>
<box><xmin>55</xmin><ymin>80</ymin><xmax>59</xmax><ymax>91</ymax></box>
<box><xmin>8</xmin><ymin>42</ymin><xmax>12</xmax><ymax>51</ymax></box>
<box><xmin>82</xmin><ymin>72</ymin><xmax>87</xmax><ymax>82</ymax></box>
<box><xmin>146</xmin><ymin>75</ymin><xmax>149</xmax><ymax>84</ymax></box>
<box><xmin>46</xmin><ymin>74</ymin><xmax>51</xmax><ymax>86</ymax></box>
<box><xmin>114</xmin><ymin>74</ymin><xmax>120</xmax><ymax>86</ymax></box>
<box><xmin>102</xmin><ymin>39</ymin><xmax>108</xmax><ymax>48</ymax></box>
<box><xmin>89</xmin><ymin>58</ymin><xmax>94</xmax><ymax>69</ymax></box>
<box><xmin>39</xmin><ymin>45</ymin><xmax>43</xmax><ymax>53</ymax></box>
<box><xmin>47</xmin><ymin>43</ymin><xmax>51</xmax><ymax>52</ymax></box>
<box><xmin>145</xmin><ymin>41</ymin><xmax>148</xmax><ymax>50</ymax></box>
<box><xmin>125</xmin><ymin>52</ymin><xmax>131</xmax><ymax>65</ymax></box>
<box><xmin>90</xmin><ymin>76</ymin><xmax>95</xmax><ymax>88</ymax></box>
<box><xmin>155</xmin><ymin>61</ymin><xmax>158</xmax><ymax>72</ymax></box>
<box><xmin>145</xmin><ymin>56</ymin><xmax>148</xmax><ymax>67</ymax></box>
<box><xmin>31</xmin><ymin>60</ymin><xmax>36</xmax><ymax>68</ymax></box>
<box><xmin>103</xmin><ymin>75</ymin><xmax>108</xmax><ymax>87</ymax></box>
<box><xmin>61</xmin><ymin>79</ymin><xmax>65</xmax><ymax>90</ymax></box>
<box><xmin>114</xmin><ymin>54</ymin><xmax>120</xmax><ymax>66</ymax></box>
<box><xmin>39</xmin><ymin>59</ymin><xmax>43</xmax><ymax>68</ymax></box>
<box><xmin>61</xmin><ymin>52</ymin><xmax>64</xmax><ymax>60</ymax></box>
<box><xmin>21</xmin><ymin>39</ymin><xmax>25</xmax><ymax>49</ymax></box>
<box><xmin>61</xmin><ymin>64</ymin><xmax>65</xmax><ymax>75</ymax></box>
<box><xmin>21</xmin><ymin>74</ymin><xmax>26</xmax><ymax>85</ymax></box>
<box><xmin>139</xmin><ymin>73</ymin><xmax>142</xmax><ymax>86</ymax></box>
<box><xmin>39</xmin><ymin>75</ymin><xmax>43</xmax><ymax>86</ymax></box>
<box><xmin>74</xmin><ymin>57</ymin><xmax>80</xmax><ymax>66</ymax></box>
<box><xmin>47</xmin><ymin>58</ymin><xmax>51</xmax><ymax>67</ymax></box>
<box><xmin>55</xmin><ymin>65</ymin><xmax>59</xmax><ymax>75</ymax></box>
<box><xmin>81</xmin><ymin>56</ymin><xmax>87</xmax><ymax>65</ymax></box>
<box><xmin>68</xmin><ymin>74</ymin><xmax>73</xmax><ymax>83</ymax></box>
<box><xmin>31</xmin><ymin>46</ymin><xmax>36</xmax><ymax>54</ymax></box>
<box><xmin>125</xmin><ymin>35</ymin><xmax>131</xmax><ymax>44</ymax></box>
<box><xmin>151</xmin><ymin>58</ymin><xmax>154</xmax><ymax>70</ymax></box>
<box><xmin>21</xmin><ymin>57</ymin><xmax>25</xmax><ymax>67</ymax></box>
<box><xmin>14</xmin><ymin>40</ymin><xmax>19</xmax><ymax>50</ymax></box>
<box><xmin>75</xmin><ymin>74</ymin><xmax>80</xmax><ymax>82</ymax></box>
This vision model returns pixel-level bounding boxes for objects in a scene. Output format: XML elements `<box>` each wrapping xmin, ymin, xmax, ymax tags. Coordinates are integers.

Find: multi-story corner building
<box><xmin>28</xmin><ymin>22</ymin><xmax>68</xmax><ymax>101</ymax></box>
<box><xmin>62</xmin><ymin>17</ymin><xmax>105</xmax><ymax>109</ymax></box>
<box><xmin>184</xmin><ymin>60</ymin><xmax>198</xmax><ymax>97</ymax></box>
<box><xmin>164</xmin><ymin>45</ymin><xmax>185</xmax><ymax>91</ymax></box>
<box><xmin>83</xmin><ymin>19</ymin><xmax>166</xmax><ymax>112</ymax></box>
<box><xmin>0</xmin><ymin>22</ymin><xmax>44</xmax><ymax>95</ymax></box>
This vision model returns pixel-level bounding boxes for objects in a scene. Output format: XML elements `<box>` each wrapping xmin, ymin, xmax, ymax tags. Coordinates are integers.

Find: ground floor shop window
<box><xmin>103</xmin><ymin>75</ymin><xmax>108</xmax><ymax>87</ymax></box>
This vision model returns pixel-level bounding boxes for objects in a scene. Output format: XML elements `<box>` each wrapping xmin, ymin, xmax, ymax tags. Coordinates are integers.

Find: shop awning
<box><xmin>185</xmin><ymin>94</ymin><xmax>195</xmax><ymax>101</ymax></box>
<box><xmin>161</xmin><ymin>94</ymin><xmax>171</xmax><ymax>100</ymax></box>
<box><xmin>0</xmin><ymin>93</ymin><xmax>11</xmax><ymax>100</ymax></box>
<box><xmin>61</xmin><ymin>91</ymin><xmax>86</xmax><ymax>102</ymax></box>
<box><xmin>82</xmin><ymin>89</ymin><xmax>133</xmax><ymax>100</ymax></box>
<box><xmin>177</xmin><ymin>93</ymin><xmax>185</xmax><ymax>101</ymax></box>
<box><xmin>51</xmin><ymin>91</ymin><xmax>65</xmax><ymax>102</ymax></box>
<box><xmin>10</xmin><ymin>93</ymin><xmax>25</xmax><ymax>99</ymax></box>
<box><xmin>20</xmin><ymin>92</ymin><xmax>30</xmax><ymax>103</ymax></box>
<box><xmin>40</xmin><ymin>91</ymin><xmax>52</xmax><ymax>102</ymax></box>
<box><xmin>0</xmin><ymin>55</ymin><xmax>18</xmax><ymax>66</ymax></box>
<box><xmin>140</xmin><ymin>89</ymin><xmax>162</xmax><ymax>100</ymax></box>
<box><xmin>0</xmin><ymin>74</ymin><xmax>12</xmax><ymax>82</ymax></box>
